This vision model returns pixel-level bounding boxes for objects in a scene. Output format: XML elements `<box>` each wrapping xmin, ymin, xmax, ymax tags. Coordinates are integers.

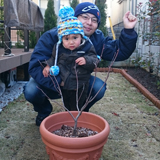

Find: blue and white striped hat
<box><xmin>57</xmin><ymin>6</ymin><xmax>87</xmax><ymax>44</ymax></box>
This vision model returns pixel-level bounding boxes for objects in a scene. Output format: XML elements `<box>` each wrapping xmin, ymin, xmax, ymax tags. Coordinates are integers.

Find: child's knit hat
<box><xmin>57</xmin><ymin>6</ymin><xmax>87</xmax><ymax>44</ymax></box>
<box><xmin>50</xmin><ymin>6</ymin><xmax>88</xmax><ymax>76</ymax></box>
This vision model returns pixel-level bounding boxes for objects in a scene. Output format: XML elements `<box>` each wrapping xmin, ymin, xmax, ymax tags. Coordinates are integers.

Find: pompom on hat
<box><xmin>57</xmin><ymin>6</ymin><xmax>87</xmax><ymax>44</ymax></box>
<box><xmin>74</xmin><ymin>2</ymin><xmax>101</xmax><ymax>26</ymax></box>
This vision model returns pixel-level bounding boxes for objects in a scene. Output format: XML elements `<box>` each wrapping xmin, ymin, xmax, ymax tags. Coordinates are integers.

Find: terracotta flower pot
<box><xmin>40</xmin><ymin>111</ymin><xmax>110</xmax><ymax>160</ymax></box>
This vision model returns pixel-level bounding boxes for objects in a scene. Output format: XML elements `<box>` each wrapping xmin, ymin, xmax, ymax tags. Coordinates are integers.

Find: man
<box><xmin>23</xmin><ymin>2</ymin><xmax>137</xmax><ymax>126</ymax></box>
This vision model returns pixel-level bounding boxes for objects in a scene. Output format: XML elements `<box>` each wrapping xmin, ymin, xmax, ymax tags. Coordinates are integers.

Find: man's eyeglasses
<box><xmin>79</xmin><ymin>14</ymin><xmax>98</xmax><ymax>24</ymax></box>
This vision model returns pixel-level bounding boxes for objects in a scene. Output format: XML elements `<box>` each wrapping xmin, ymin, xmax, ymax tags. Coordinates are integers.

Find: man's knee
<box><xmin>23</xmin><ymin>78</ymin><xmax>42</xmax><ymax>102</ymax></box>
<box><xmin>94</xmin><ymin>83</ymin><xmax>106</xmax><ymax>100</ymax></box>
<box><xmin>89</xmin><ymin>76</ymin><xmax>107</xmax><ymax>100</ymax></box>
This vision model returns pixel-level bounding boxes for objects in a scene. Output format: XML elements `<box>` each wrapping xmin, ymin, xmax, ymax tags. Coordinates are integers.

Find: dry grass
<box><xmin>0</xmin><ymin>72</ymin><xmax>160</xmax><ymax>160</ymax></box>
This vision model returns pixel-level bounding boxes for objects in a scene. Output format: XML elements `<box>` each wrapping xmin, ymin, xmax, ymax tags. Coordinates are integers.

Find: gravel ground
<box><xmin>0</xmin><ymin>72</ymin><xmax>160</xmax><ymax>160</ymax></box>
<box><xmin>0</xmin><ymin>82</ymin><xmax>26</xmax><ymax>112</ymax></box>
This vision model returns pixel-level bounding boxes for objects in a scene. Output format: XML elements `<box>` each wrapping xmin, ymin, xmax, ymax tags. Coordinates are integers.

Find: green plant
<box><xmin>15</xmin><ymin>41</ymin><xmax>24</xmax><ymax>48</ymax></box>
<box><xmin>43</xmin><ymin>0</ymin><xmax>57</xmax><ymax>33</ymax></box>
<box><xmin>157</xmin><ymin>80</ymin><xmax>160</xmax><ymax>89</ymax></box>
<box><xmin>95</xmin><ymin>0</ymin><xmax>107</xmax><ymax>36</ymax></box>
<box><xmin>69</xmin><ymin>0</ymin><xmax>79</xmax><ymax>10</ymax></box>
<box><xmin>17</xmin><ymin>30</ymin><xmax>37</xmax><ymax>48</ymax></box>
<box><xmin>29</xmin><ymin>31</ymin><xmax>37</xmax><ymax>48</ymax></box>
<box><xmin>135</xmin><ymin>0</ymin><xmax>160</xmax><ymax>75</ymax></box>
<box><xmin>131</xmin><ymin>56</ymin><xmax>142</xmax><ymax>67</ymax></box>
<box><xmin>17</xmin><ymin>30</ymin><xmax>24</xmax><ymax>40</ymax></box>
<box><xmin>98</xmin><ymin>60</ymin><xmax>109</xmax><ymax>68</ymax></box>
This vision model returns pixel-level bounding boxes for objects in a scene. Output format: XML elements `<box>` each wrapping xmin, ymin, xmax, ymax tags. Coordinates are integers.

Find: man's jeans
<box><xmin>23</xmin><ymin>75</ymin><xmax>106</xmax><ymax>118</ymax></box>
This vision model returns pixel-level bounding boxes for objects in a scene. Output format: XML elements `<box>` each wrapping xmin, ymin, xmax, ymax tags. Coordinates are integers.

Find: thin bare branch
<box><xmin>87</xmin><ymin>49</ymin><xmax>119</xmax><ymax>103</ymax></box>
<box><xmin>37</xmin><ymin>47</ymin><xmax>119</xmax><ymax>136</ymax></box>
<box><xmin>74</xmin><ymin>63</ymin><xmax>80</xmax><ymax>111</ymax></box>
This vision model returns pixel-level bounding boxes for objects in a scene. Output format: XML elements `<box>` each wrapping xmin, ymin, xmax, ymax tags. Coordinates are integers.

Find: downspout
<box><xmin>108</xmin><ymin>16</ymin><xmax>116</xmax><ymax>40</ymax></box>
<box><xmin>132</xmin><ymin>0</ymin><xmax>134</xmax><ymax>14</ymax></box>
<box><xmin>39</xmin><ymin>0</ymin><xmax>41</xmax><ymax>8</ymax></box>
<box><xmin>135</xmin><ymin>0</ymin><xmax>137</xmax><ymax>15</ymax></box>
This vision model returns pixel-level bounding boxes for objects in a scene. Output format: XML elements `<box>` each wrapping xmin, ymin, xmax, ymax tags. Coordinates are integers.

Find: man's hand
<box><xmin>123</xmin><ymin>11</ymin><xmax>137</xmax><ymax>29</ymax></box>
<box><xmin>75</xmin><ymin>57</ymin><xmax>86</xmax><ymax>65</ymax></box>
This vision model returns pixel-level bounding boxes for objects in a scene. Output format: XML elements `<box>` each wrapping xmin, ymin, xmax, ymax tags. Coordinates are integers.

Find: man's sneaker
<box><xmin>36</xmin><ymin>115</ymin><xmax>47</xmax><ymax>126</ymax></box>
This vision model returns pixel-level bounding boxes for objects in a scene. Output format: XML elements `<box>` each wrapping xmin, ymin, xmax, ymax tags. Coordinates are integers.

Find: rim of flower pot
<box><xmin>40</xmin><ymin>111</ymin><xmax>110</xmax><ymax>149</ymax></box>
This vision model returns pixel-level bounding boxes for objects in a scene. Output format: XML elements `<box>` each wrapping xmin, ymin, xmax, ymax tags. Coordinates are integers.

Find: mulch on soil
<box><xmin>124</xmin><ymin>67</ymin><xmax>160</xmax><ymax>100</ymax></box>
<box><xmin>53</xmin><ymin>124</ymin><xmax>98</xmax><ymax>137</ymax></box>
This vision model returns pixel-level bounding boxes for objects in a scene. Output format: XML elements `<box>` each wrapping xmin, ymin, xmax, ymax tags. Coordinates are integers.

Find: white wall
<box><xmin>60</xmin><ymin>0</ymin><xmax>70</xmax><ymax>8</ymax></box>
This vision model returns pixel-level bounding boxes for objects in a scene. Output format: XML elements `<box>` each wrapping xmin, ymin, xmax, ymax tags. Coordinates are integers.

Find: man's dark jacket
<box><xmin>28</xmin><ymin>27</ymin><xmax>137</xmax><ymax>91</ymax></box>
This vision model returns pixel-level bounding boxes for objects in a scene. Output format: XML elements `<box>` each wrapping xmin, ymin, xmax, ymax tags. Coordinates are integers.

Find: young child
<box><xmin>42</xmin><ymin>6</ymin><xmax>98</xmax><ymax>111</ymax></box>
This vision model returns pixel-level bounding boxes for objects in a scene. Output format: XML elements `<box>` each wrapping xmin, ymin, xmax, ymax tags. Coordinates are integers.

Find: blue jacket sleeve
<box><xmin>28</xmin><ymin>27</ymin><xmax>61</xmax><ymax>91</ymax></box>
<box><xmin>90</xmin><ymin>28</ymin><xmax>138</xmax><ymax>61</ymax></box>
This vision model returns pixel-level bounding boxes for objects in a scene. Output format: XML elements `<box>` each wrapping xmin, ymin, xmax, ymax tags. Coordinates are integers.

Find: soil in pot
<box><xmin>53</xmin><ymin>124</ymin><xmax>98</xmax><ymax>137</ymax></box>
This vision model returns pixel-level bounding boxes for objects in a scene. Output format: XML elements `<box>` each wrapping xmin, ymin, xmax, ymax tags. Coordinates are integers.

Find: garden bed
<box><xmin>125</xmin><ymin>67</ymin><xmax>160</xmax><ymax>100</ymax></box>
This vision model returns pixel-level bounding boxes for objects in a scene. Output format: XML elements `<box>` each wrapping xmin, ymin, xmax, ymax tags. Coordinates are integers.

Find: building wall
<box><xmin>107</xmin><ymin>0</ymin><xmax>147</xmax><ymax>27</ymax></box>
<box><xmin>107</xmin><ymin>0</ymin><xmax>128</xmax><ymax>27</ymax></box>
<box><xmin>80</xmin><ymin>0</ymin><xmax>94</xmax><ymax>3</ymax></box>
<box><xmin>32</xmin><ymin>0</ymin><xmax>95</xmax><ymax>18</ymax></box>
<box><xmin>32</xmin><ymin>0</ymin><xmax>39</xmax><ymax>5</ymax></box>
<box><xmin>60</xmin><ymin>0</ymin><xmax>70</xmax><ymax>7</ymax></box>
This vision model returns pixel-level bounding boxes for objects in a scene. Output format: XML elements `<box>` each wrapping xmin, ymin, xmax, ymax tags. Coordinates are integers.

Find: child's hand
<box><xmin>43</xmin><ymin>65</ymin><xmax>50</xmax><ymax>77</ymax></box>
<box><xmin>75</xmin><ymin>57</ymin><xmax>86</xmax><ymax>65</ymax></box>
